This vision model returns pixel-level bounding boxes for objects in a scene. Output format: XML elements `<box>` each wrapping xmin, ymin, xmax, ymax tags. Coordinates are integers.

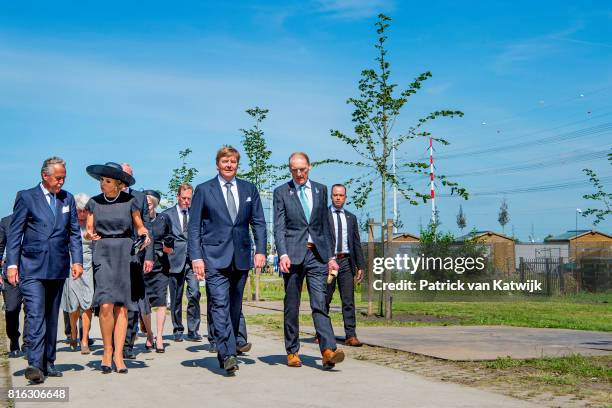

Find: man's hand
<box><xmin>328</xmin><ymin>259</ymin><xmax>339</xmax><ymax>274</ymax></box>
<box><xmin>71</xmin><ymin>264</ymin><xmax>84</xmax><ymax>280</ymax></box>
<box><xmin>279</xmin><ymin>256</ymin><xmax>291</xmax><ymax>273</ymax></box>
<box><xmin>192</xmin><ymin>259</ymin><xmax>206</xmax><ymax>281</ymax></box>
<box><xmin>355</xmin><ymin>269</ymin><xmax>364</xmax><ymax>283</ymax></box>
<box><xmin>7</xmin><ymin>267</ymin><xmax>19</xmax><ymax>286</ymax></box>
<box><xmin>143</xmin><ymin>260</ymin><xmax>154</xmax><ymax>274</ymax></box>
<box><xmin>162</xmin><ymin>245</ymin><xmax>173</xmax><ymax>254</ymax></box>
<box><xmin>254</xmin><ymin>254</ymin><xmax>266</xmax><ymax>269</ymax></box>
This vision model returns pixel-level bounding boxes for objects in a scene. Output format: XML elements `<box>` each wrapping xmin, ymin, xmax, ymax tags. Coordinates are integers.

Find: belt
<box><xmin>336</xmin><ymin>253</ymin><xmax>350</xmax><ymax>259</ymax></box>
<box><xmin>99</xmin><ymin>232</ymin><xmax>132</xmax><ymax>239</ymax></box>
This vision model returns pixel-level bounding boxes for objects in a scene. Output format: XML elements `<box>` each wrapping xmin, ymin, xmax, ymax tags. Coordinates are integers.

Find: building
<box><xmin>544</xmin><ymin>230</ymin><xmax>612</xmax><ymax>261</ymax></box>
<box><xmin>457</xmin><ymin>230</ymin><xmax>516</xmax><ymax>274</ymax></box>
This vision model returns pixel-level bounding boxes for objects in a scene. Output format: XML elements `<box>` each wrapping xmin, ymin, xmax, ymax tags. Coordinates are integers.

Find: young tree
<box><xmin>498</xmin><ymin>199</ymin><xmax>509</xmax><ymax>233</ymax></box>
<box><xmin>456</xmin><ymin>205</ymin><xmax>467</xmax><ymax>233</ymax></box>
<box><xmin>237</xmin><ymin>107</ymin><xmax>278</xmax><ymax>191</ymax></box>
<box><xmin>581</xmin><ymin>152</ymin><xmax>611</xmax><ymax>225</ymax></box>
<box><xmin>329</xmin><ymin>14</ymin><xmax>468</xmax><ymax>251</ymax></box>
<box><xmin>164</xmin><ymin>148</ymin><xmax>199</xmax><ymax>207</ymax></box>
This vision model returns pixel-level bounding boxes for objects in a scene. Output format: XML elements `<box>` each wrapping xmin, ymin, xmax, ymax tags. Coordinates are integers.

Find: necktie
<box><xmin>182</xmin><ymin>209</ymin><xmax>189</xmax><ymax>233</ymax></box>
<box><xmin>225</xmin><ymin>182</ymin><xmax>238</xmax><ymax>223</ymax></box>
<box><xmin>335</xmin><ymin>210</ymin><xmax>343</xmax><ymax>254</ymax></box>
<box><xmin>299</xmin><ymin>185</ymin><xmax>310</xmax><ymax>223</ymax></box>
<box><xmin>48</xmin><ymin>193</ymin><xmax>57</xmax><ymax>217</ymax></box>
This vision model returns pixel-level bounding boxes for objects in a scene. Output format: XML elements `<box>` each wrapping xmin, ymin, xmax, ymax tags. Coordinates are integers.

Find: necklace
<box><xmin>103</xmin><ymin>193</ymin><xmax>119</xmax><ymax>203</ymax></box>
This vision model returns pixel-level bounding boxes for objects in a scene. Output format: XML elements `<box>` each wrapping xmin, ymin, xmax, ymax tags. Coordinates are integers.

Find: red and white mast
<box><xmin>429</xmin><ymin>136</ymin><xmax>436</xmax><ymax>225</ymax></box>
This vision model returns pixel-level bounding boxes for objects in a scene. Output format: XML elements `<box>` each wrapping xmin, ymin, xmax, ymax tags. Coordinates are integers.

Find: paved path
<box><xmin>7</xmin><ymin>313</ymin><xmax>539</xmax><ymax>408</ymax></box>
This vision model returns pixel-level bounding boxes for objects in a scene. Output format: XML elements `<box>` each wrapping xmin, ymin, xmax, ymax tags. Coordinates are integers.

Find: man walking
<box><xmin>6</xmin><ymin>157</ymin><xmax>83</xmax><ymax>383</ymax></box>
<box><xmin>188</xmin><ymin>146</ymin><xmax>266</xmax><ymax>374</ymax></box>
<box><xmin>273</xmin><ymin>152</ymin><xmax>344</xmax><ymax>369</ymax></box>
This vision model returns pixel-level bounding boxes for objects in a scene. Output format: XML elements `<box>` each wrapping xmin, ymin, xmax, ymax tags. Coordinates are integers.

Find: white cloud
<box><xmin>314</xmin><ymin>0</ymin><xmax>395</xmax><ymax>20</ymax></box>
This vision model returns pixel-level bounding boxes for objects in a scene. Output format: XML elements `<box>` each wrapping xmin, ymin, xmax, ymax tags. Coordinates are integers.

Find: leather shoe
<box><xmin>101</xmin><ymin>365</ymin><xmax>112</xmax><ymax>374</ymax></box>
<box><xmin>186</xmin><ymin>333</ymin><xmax>203</xmax><ymax>342</ymax></box>
<box><xmin>237</xmin><ymin>342</ymin><xmax>252</xmax><ymax>354</ymax></box>
<box><xmin>287</xmin><ymin>353</ymin><xmax>302</xmax><ymax>367</ymax></box>
<box><xmin>8</xmin><ymin>349</ymin><xmax>23</xmax><ymax>358</ymax></box>
<box><xmin>173</xmin><ymin>333</ymin><xmax>184</xmax><ymax>342</ymax></box>
<box><xmin>322</xmin><ymin>348</ymin><xmax>345</xmax><ymax>370</ymax></box>
<box><xmin>223</xmin><ymin>355</ymin><xmax>239</xmax><ymax>373</ymax></box>
<box><xmin>123</xmin><ymin>349</ymin><xmax>137</xmax><ymax>360</ymax></box>
<box><xmin>208</xmin><ymin>343</ymin><xmax>217</xmax><ymax>353</ymax></box>
<box><xmin>46</xmin><ymin>363</ymin><xmax>63</xmax><ymax>377</ymax></box>
<box><xmin>25</xmin><ymin>366</ymin><xmax>45</xmax><ymax>383</ymax></box>
<box><xmin>345</xmin><ymin>336</ymin><xmax>363</xmax><ymax>347</ymax></box>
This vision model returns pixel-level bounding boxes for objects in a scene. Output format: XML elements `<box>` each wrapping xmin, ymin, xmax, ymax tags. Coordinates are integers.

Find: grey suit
<box><xmin>273</xmin><ymin>179</ymin><xmax>337</xmax><ymax>354</ymax></box>
<box><xmin>162</xmin><ymin>205</ymin><xmax>201</xmax><ymax>336</ymax></box>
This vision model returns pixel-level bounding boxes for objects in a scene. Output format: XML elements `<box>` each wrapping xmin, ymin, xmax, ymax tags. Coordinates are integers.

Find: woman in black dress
<box><xmin>85</xmin><ymin>162</ymin><xmax>150</xmax><ymax>374</ymax></box>
<box><xmin>141</xmin><ymin>190</ymin><xmax>174</xmax><ymax>353</ymax></box>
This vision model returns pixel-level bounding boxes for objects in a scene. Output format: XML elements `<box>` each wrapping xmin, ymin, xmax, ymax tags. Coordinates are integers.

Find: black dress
<box><xmin>86</xmin><ymin>192</ymin><xmax>144</xmax><ymax>311</ymax></box>
<box><xmin>144</xmin><ymin>212</ymin><xmax>174</xmax><ymax>307</ymax></box>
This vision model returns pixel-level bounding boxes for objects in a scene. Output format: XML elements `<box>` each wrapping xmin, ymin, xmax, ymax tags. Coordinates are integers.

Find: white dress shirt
<box><xmin>218</xmin><ymin>174</ymin><xmax>239</xmax><ymax>212</ymax></box>
<box><xmin>330</xmin><ymin>205</ymin><xmax>349</xmax><ymax>254</ymax></box>
<box><xmin>40</xmin><ymin>183</ymin><xmax>54</xmax><ymax>206</ymax></box>
<box><xmin>175</xmin><ymin>204</ymin><xmax>189</xmax><ymax>231</ymax></box>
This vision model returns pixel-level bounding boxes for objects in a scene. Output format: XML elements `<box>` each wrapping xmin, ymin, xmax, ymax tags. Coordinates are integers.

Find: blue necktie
<box><xmin>47</xmin><ymin>193</ymin><xmax>57</xmax><ymax>217</ymax></box>
<box><xmin>299</xmin><ymin>185</ymin><xmax>310</xmax><ymax>223</ymax></box>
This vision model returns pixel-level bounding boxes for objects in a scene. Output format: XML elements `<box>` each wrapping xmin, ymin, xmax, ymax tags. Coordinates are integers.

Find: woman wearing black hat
<box><xmin>141</xmin><ymin>190</ymin><xmax>174</xmax><ymax>353</ymax></box>
<box><xmin>85</xmin><ymin>162</ymin><xmax>150</xmax><ymax>374</ymax></box>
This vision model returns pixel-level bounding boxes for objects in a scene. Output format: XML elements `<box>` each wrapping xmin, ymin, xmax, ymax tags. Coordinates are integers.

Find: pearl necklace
<box><xmin>103</xmin><ymin>193</ymin><xmax>119</xmax><ymax>203</ymax></box>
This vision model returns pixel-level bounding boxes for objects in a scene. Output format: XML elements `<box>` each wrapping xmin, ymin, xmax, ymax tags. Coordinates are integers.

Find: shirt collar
<box><xmin>40</xmin><ymin>183</ymin><xmax>52</xmax><ymax>196</ymax></box>
<box><xmin>330</xmin><ymin>205</ymin><xmax>345</xmax><ymax>213</ymax></box>
<box><xmin>218</xmin><ymin>174</ymin><xmax>237</xmax><ymax>186</ymax></box>
<box><xmin>295</xmin><ymin>179</ymin><xmax>311</xmax><ymax>190</ymax></box>
<box><xmin>176</xmin><ymin>204</ymin><xmax>188</xmax><ymax>214</ymax></box>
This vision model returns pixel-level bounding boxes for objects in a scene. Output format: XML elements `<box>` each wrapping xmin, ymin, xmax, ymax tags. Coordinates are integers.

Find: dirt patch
<box><xmin>359</xmin><ymin>312</ymin><xmax>461</xmax><ymax>324</ymax></box>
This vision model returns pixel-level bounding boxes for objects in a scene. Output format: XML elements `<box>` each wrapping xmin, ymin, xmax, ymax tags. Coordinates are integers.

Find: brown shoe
<box><xmin>322</xmin><ymin>348</ymin><xmax>345</xmax><ymax>370</ymax></box>
<box><xmin>345</xmin><ymin>336</ymin><xmax>363</xmax><ymax>347</ymax></box>
<box><xmin>287</xmin><ymin>353</ymin><xmax>302</xmax><ymax>367</ymax></box>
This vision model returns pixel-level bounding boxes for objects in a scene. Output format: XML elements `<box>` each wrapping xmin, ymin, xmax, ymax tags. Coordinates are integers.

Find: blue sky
<box><xmin>1</xmin><ymin>0</ymin><xmax>611</xmax><ymax>240</ymax></box>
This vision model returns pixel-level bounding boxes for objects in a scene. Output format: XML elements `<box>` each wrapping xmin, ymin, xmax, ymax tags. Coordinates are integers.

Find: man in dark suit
<box><xmin>162</xmin><ymin>183</ymin><xmax>202</xmax><ymax>342</ymax></box>
<box><xmin>273</xmin><ymin>152</ymin><xmax>344</xmax><ymax>369</ymax></box>
<box><xmin>326</xmin><ymin>184</ymin><xmax>366</xmax><ymax>347</ymax></box>
<box><xmin>188</xmin><ymin>146</ymin><xmax>266</xmax><ymax>374</ymax></box>
<box><xmin>0</xmin><ymin>213</ymin><xmax>29</xmax><ymax>358</ymax></box>
<box><xmin>121</xmin><ymin>163</ymin><xmax>154</xmax><ymax>359</ymax></box>
<box><xmin>6</xmin><ymin>157</ymin><xmax>83</xmax><ymax>383</ymax></box>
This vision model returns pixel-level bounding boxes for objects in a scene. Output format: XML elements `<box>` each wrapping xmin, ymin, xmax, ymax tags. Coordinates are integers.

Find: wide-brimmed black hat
<box><xmin>86</xmin><ymin>162</ymin><xmax>136</xmax><ymax>187</ymax></box>
<box><xmin>142</xmin><ymin>189</ymin><xmax>161</xmax><ymax>202</ymax></box>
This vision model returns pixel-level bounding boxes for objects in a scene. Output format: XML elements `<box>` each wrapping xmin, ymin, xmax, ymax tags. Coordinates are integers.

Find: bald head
<box><xmin>121</xmin><ymin>163</ymin><xmax>133</xmax><ymax>176</ymax></box>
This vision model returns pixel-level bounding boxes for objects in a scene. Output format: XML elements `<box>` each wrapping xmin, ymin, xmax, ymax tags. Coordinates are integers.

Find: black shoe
<box><xmin>101</xmin><ymin>365</ymin><xmax>112</xmax><ymax>374</ymax></box>
<box><xmin>25</xmin><ymin>366</ymin><xmax>45</xmax><ymax>383</ymax></box>
<box><xmin>174</xmin><ymin>333</ymin><xmax>184</xmax><ymax>342</ymax></box>
<box><xmin>8</xmin><ymin>349</ymin><xmax>22</xmax><ymax>358</ymax></box>
<box><xmin>208</xmin><ymin>343</ymin><xmax>217</xmax><ymax>353</ymax></box>
<box><xmin>87</xmin><ymin>338</ymin><xmax>95</xmax><ymax>347</ymax></box>
<box><xmin>237</xmin><ymin>342</ymin><xmax>252</xmax><ymax>354</ymax></box>
<box><xmin>123</xmin><ymin>350</ymin><xmax>137</xmax><ymax>360</ymax></box>
<box><xmin>186</xmin><ymin>333</ymin><xmax>203</xmax><ymax>342</ymax></box>
<box><xmin>46</xmin><ymin>363</ymin><xmax>63</xmax><ymax>377</ymax></box>
<box><xmin>115</xmin><ymin>367</ymin><xmax>128</xmax><ymax>374</ymax></box>
<box><xmin>223</xmin><ymin>355</ymin><xmax>239</xmax><ymax>373</ymax></box>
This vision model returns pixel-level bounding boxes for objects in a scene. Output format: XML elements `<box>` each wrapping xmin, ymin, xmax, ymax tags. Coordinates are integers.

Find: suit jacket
<box><xmin>0</xmin><ymin>214</ymin><xmax>12</xmax><ymax>275</ymax></box>
<box><xmin>6</xmin><ymin>185</ymin><xmax>83</xmax><ymax>280</ymax></box>
<box><xmin>127</xmin><ymin>188</ymin><xmax>154</xmax><ymax>262</ymax></box>
<box><xmin>328</xmin><ymin>207</ymin><xmax>366</xmax><ymax>274</ymax></box>
<box><xmin>273</xmin><ymin>179</ymin><xmax>334</xmax><ymax>264</ymax></box>
<box><xmin>162</xmin><ymin>205</ymin><xmax>190</xmax><ymax>273</ymax></box>
<box><xmin>188</xmin><ymin>176</ymin><xmax>266</xmax><ymax>271</ymax></box>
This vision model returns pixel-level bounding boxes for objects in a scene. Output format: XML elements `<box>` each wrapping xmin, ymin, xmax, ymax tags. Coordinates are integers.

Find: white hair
<box><xmin>74</xmin><ymin>192</ymin><xmax>90</xmax><ymax>210</ymax></box>
<box><xmin>41</xmin><ymin>156</ymin><xmax>66</xmax><ymax>176</ymax></box>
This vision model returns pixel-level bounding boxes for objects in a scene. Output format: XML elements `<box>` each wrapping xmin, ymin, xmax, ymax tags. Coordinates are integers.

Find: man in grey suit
<box><xmin>273</xmin><ymin>152</ymin><xmax>345</xmax><ymax>369</ymax></box>
<box><xmin>163</xmin><ymin>183</ymin><xmax>201</xmax><ymax>342</ymax></box>
<box><xmin>121</xmin><ymin>163</ymin><xmax>154</xmax><ymax>359</ymax></box>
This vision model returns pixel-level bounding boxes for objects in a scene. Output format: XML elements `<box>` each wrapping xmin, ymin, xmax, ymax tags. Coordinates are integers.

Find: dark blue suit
<box><xmin>6</xmin><ymin>185</ymin><xmax>83</xmax><ymax>371</ymax></box>
<box><xmin>188</xmin><ymin>176</ymin><xmax>266</xmax><ymax>364</ymax></box>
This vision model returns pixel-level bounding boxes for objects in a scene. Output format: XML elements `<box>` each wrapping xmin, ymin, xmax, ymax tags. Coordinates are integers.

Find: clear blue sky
<box><xmin>1</xmin><ymin>0</ymin><xmax>611</xmax><ymax>240</ymax></box>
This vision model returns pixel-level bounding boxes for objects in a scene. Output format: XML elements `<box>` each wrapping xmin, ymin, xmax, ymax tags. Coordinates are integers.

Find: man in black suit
<box><xmin>273</xmin><ymin>152</ymin><xmax>344</xmax><ymax>369</ymax></box>
<box><xmin>326</xmin><ymin>184</ymin><xmax>366</xmax><ymax>347</ymax></box>
<box><xmin>121</xmin><ymin>163</ymin><xmax>154</xmax><ymax>359</ymax></box>
<box><xmin>163</xmin><ymin>183</ymin><xmax>202</xmax><ymax>342</ymax></box>
<box><xmin>0</xmin><ymin>213</ymin><xmax>28</xmax><ymax>358</ymax></box>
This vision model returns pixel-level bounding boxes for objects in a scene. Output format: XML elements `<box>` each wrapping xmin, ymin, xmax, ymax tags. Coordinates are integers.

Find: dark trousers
<box><xmin>206</xmin><ymin>283</ymin><xmax>248</xmax><ymax>348</ymax></box>
<box><xmin>20</xmin><ymin>278</ymin><xmax>64</xmax><ymax>370</ymax></box>
<box><xmin>325</xmin><ymin>257</ymin><xmax>357</xmax><ymax>338</ymax></box>
<box><xmin>205</xmin><ymin>264</ymin><xmax>247</xmax><ymax>364</ymax></box>
<box><xmin>2</xmin><ymin>281</ymin><xmax>28</xmax><ymax>351</ymax></box>
<box><xmin>169</xmin><ymin>262</ymin><xmax>201</xmax><ymax>335</ymax></box>
<box><xmin>283</xmin><ymin>248</ymin><xmax>336</xmax><ymax>354</ymax></box>
<box><xmin>124</xmin><ymin>310</ymin><xmax>139</xmax><ymax>352</ymax></box>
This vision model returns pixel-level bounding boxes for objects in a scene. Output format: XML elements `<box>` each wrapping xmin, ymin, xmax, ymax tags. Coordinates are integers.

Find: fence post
<box><xmin>558</xmin><ymin>257</ymin><xmax>564</xmax><ymax>294</ymax></box>
<box><xmin>255</xmin><ymin>267</ymin><xmax>261</xmax><ymax>301</ymax></box>
<box><xmin>519</xmin><ymin>257</ymin><xmax>524</xmax><ymax>284</ymax></box>
<box><xmin>384</xmin><ymin>219</ymin><xmax>393</xmax><ymax>320</ymax></box>
<box><xmin>367</xmin><ymin>218</ymin><xmax>375</xmax><ymax>317</ymax></box>
<box><xmin>545</xmin><ymin>258</ymin><xmax>552</xmax><ymax>296</ymax></box>
<box><xmin>245</xmin><ymin>272</ymin><xmax>252</xmax><ymax>301</ymax></box>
